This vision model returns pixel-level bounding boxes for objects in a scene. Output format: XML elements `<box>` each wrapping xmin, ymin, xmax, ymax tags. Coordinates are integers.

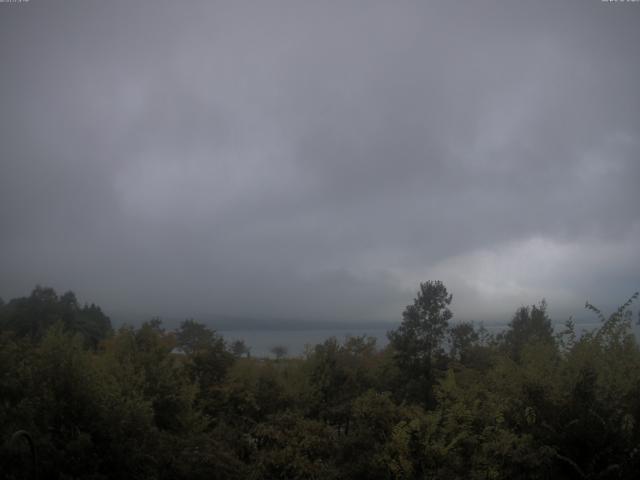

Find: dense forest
<box><xmin>1</xmin><ymin>283</ymin><xmax>639</xmax><ymax>479</ymax></box>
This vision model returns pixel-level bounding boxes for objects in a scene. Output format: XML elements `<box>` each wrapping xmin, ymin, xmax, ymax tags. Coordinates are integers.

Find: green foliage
<box><xmin>387</xmin><ymin>280</ymin><xmax>453</xmax><ymax>405</ymax></box>
<box><xmin>1</xmin><ymin>285</ymin><xmax>640</xmax><ymax>479</ymax></box>
<box><xmin>500</xmin><ymin>299</ymin><xmax>555</xmax><ymax>363</ymax></box>
<box><xmin>390</xmin><ymin>280</ymin><xmax>453</xmax><ymax>361</ymax></box>
<box><xmin>0</xmin><ymin>286</ymin><xmax>112</xmax><ymax>346</ymax></box>
<box><xmin>448</xmin><ymin>321</ymin><xmax>481</xmax><ymax>365</ymax></box>
<box><xmin>175</xmin><ymin>319</ymin><xmax>234</xmax><ymax>402</ymax></box>
<box><xmin>175</xmin><ymin>318</ymin><xmax>219</xmax><ymax>355</ymax></box>
<box><xmin>305</xmin><ymin>336</ymin><xmax>381</xmax><ymax>429</ymax></box>
<box><xmin>231</xmin><ymin>339</ymin><xmax>250</xmax><ymax>358</ymax></box>
<box><xmin>248</xmin><ymin>412</ymin><xmax>340</xmax><ymax>480</ymax></box>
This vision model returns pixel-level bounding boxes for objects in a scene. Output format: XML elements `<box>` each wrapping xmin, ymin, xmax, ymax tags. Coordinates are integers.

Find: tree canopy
<box><xmin>0</xmin><ymin>285</ymin><xmax>112</xmax><ymax>346</ymax></box>
<box><xmin>1</xmin><ymin>284</ymin><xmax>639</xmax><ymax>479</ymax></box>
<box><xmin>387</xmin><ymin>280</ymin><xmax>453</xmax><ymax>405</ymax></box>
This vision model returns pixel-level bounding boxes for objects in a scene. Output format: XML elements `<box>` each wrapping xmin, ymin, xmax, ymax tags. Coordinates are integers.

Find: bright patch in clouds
<box><xmin>421</xmin><ymin>229</ymin><xmax>640</xmax><ymax>322</ymax></box>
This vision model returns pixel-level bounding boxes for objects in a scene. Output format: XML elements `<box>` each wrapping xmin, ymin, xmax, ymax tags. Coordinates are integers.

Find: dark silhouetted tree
<box><xmin>270</xmin><ymin>345</ymin><xmax>288</xmax><ymax>360</ymax></box>
<box><xmin>175</xmin><ymin>320</ymin><xmax>233</xmax><ymax>397</ymax></box>
<box><xmin>448</xmin><ymin>321</ymin><xmax>479</xmax><ymax>364</ymax></box>
<box><xmin>388</xmin><ymin>280</ymin><xmax>452</xmax><ymax>405</ymax></box>
<box><xmin>231</xmin><ymin>339</ymin><xmax>250</xmax><ymax>358</ymax></box>
<box><xmin>0</xmin><ymin>286</ymin><xmax>111</xmax><ymax>346</ymax></box>
<box><xmin>502</xmin><ymin>300</ymin><xmax>554</xmax><ymax>362</ymax></box>
<box><xmin>176</xmin><ymin>319</ymin><xmax>219</xmax><ymax>355</ymax></box>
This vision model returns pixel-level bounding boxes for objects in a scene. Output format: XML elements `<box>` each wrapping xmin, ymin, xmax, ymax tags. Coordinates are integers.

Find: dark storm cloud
<box><xmin>1</xmin><ymin>0</ymin><xmax>639</xmax><ymax>324</ymax></box>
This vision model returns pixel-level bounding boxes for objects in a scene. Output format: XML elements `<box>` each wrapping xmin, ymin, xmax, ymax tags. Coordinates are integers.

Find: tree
<box><xmin>501</xmin><ymin>300</ymin><xmax>554</xmax><ymax>362</ymax></box>
<box><xmin>388</xmin><ymin>280</ymin><xmax>452</xmax><ymax>405</ymax></box>
<box><xmin>249</xmin><ymin>412</ymin><xmax>340</xmax><ymax>480</ymax></box>
<box><xmin>390</xmin><ymin>281</ymin><xmax>453</xmax><ymax>360</ymax></box>
<box><xmin>448</xmin><ymin>321</ymin><xmax>479</xmax><ymax>365</ymax></box>
<box><xmin>173</xmin><ymin>321</ymin><xmax>234</xmax><ymax>406</ymax></box>
<box><xmin>0</xmin><ymin>286</ymin><xmax>112</xmax><ymax>346</ymax></box>
<box><xmin>306</xmin><ymin>336</ymin><xmax>379</xmax><ymax>430</ymax></box>
<box><xmin>175</xmin><ymin>319</ymin><xmax>219</xmax><ymax>355</ymax></box>
<box><xmin>231</xmin><ymin>339</ymin><xmax>250</xmax><ymax>358</ymax></box>
<box><xmin>270</xmin><ymin>345</ymin><xmax>288</xmax><ymax>360</ymax></box>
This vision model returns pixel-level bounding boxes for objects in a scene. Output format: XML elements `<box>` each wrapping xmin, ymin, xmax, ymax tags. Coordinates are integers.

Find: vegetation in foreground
<box><xmin>1</xmin><ymin>283</ymin><xmax>639</xmax><ymax>479</ymax></box>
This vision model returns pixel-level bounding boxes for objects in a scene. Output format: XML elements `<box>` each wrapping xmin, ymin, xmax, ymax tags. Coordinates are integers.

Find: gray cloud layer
<box><xmin>1</xmin><ymin>0</ymin><xmax>639</xmax><ymax>324</ymax></box>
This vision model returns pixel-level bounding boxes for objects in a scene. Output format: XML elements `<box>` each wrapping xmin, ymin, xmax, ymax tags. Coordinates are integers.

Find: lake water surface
<box><xmin>219</xmin><ymin>328</ymin><xmax>391</xmax><ymax>358</ymax></box>
<box><xmin>221</xmin><ymin>321</ymin><xmax>624</xmax><ymax>358</ymax></box>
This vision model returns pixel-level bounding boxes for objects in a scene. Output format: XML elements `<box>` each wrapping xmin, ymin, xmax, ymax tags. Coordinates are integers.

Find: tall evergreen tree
<box><xmin>388</xmin><ymin>280</ymin><xmax>452</xmax><ymax>405</ymax></box>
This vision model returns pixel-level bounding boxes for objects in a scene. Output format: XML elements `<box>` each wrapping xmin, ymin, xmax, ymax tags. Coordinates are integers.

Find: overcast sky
<box><xmin>1</xmin><ymin>0</ymin><xmax>638</xmax><ymax>326</ymax></box>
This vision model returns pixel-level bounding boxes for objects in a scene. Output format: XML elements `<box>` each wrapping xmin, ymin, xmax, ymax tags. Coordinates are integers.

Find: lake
<box><xmin>221</xmin><ymin>321</ymin><xmax>625</xmax><ymax>358</ymax></box>
<box><xmin>219</xmin><ymin>327</ymin><xmax>391</xmax><ymax>358</ymax></box>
